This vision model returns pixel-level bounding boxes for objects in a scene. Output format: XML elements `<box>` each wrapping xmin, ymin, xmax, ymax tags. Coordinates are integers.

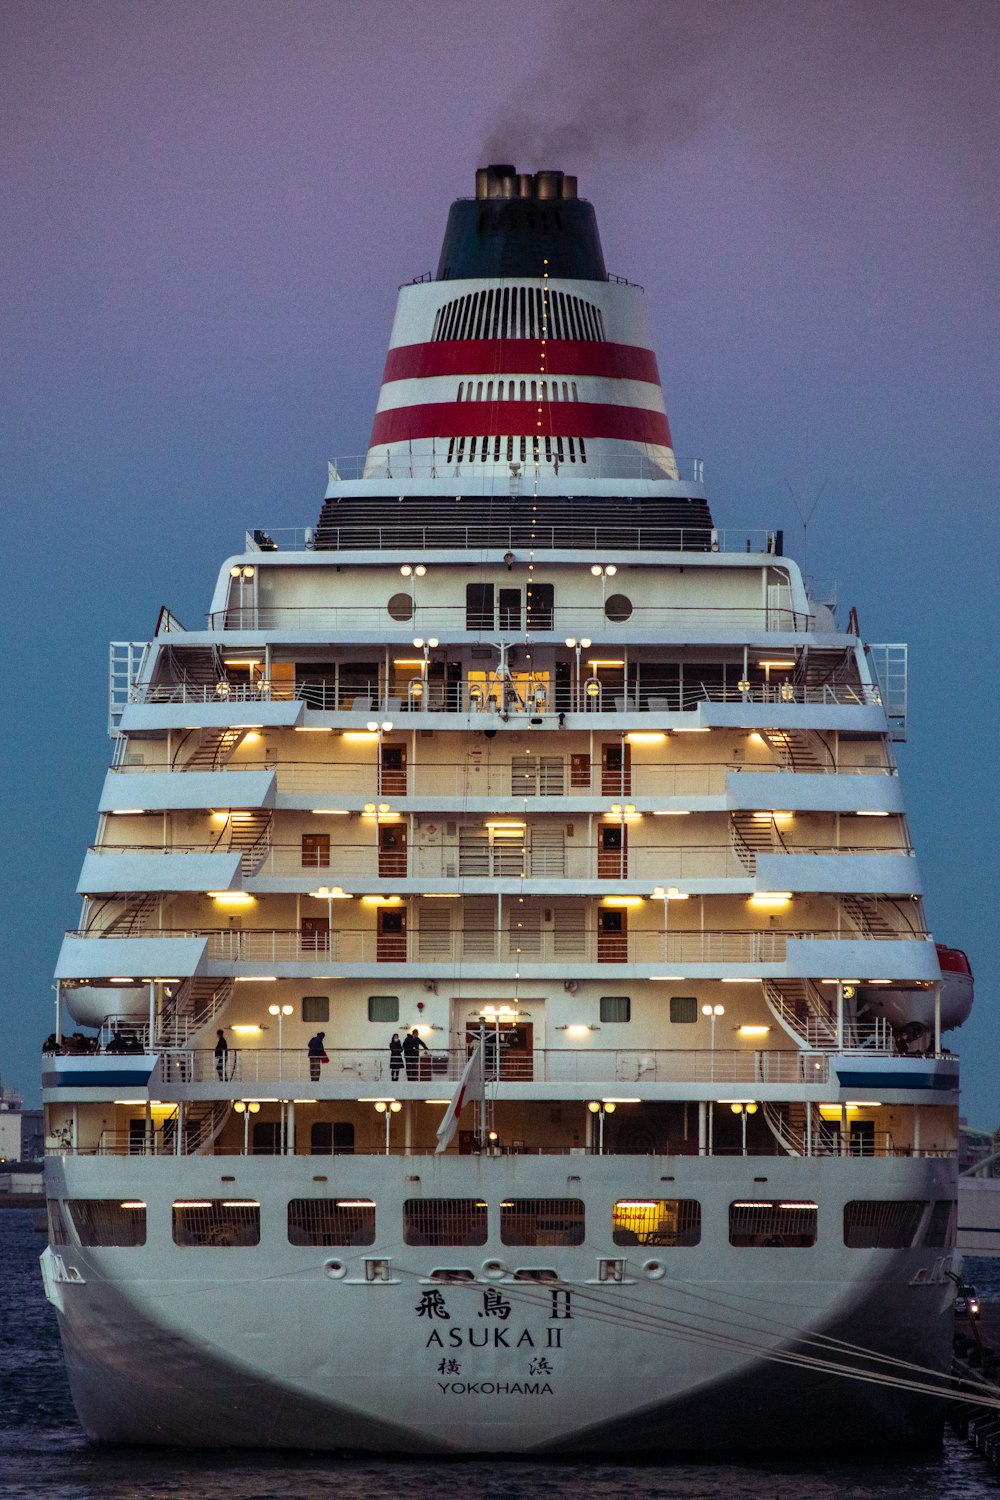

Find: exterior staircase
<box><xmin>761</xmin><ymin>1100</ymin><xmax>838</xmax><ymax>1157</ymax></box>
<box><xmin>101</xmin><ymin>892</ymin><xmax>160</xmax><ymax>936</ymax></box>
<box><xmin>730</xmin><ymin>811</ymin><xmax>791</xmax><ymax>873</ymax></box>
<box><xmin>161</xmin><ymin>1100</ymin><xmax>232</xmax><ymax>1155</ymax></box>
<box><xmin>840</xmin><ymin>893</ymin><xmax>913</xmax><ymax>939</ymax></box>
<box><xmin>157</xmin><ymin>976</ymin><xmax>234</xmax><ymax>1048</ymax></box>
<box><xmin>758</xmin><ymin>727</ymin><xmax>834</xmax><ymax>772</ymax></box>
<box><xmin>762</xmin><ymin>977</ymin><xmax>841</xmax><ymax>1048</ymax></box>
<box><xmin>223</xmin><ymin>809</ymin><xmax>272</xmax><ymax>874</ymax></box>
<box><xmin>173</xmin><ymin>726</ymin><xmax>249</xmax><ymax>771</ymax></box>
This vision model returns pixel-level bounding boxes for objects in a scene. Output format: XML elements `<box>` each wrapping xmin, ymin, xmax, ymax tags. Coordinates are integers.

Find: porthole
<box><xmin>605</xmin><ymin>593</ymin><xmax>633</xmax><ymax>623</ymax></box>
<box><xmin>387</xmin><ymin>592</ymin><xmax>414</xmax><ymax>621</ymax></box>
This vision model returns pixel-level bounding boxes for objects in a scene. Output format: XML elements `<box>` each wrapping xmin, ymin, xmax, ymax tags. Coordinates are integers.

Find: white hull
<box><xmin>44</xmin><ymin>1153</ymin><xmax>957</xmax><ymax>1453</ymax></box>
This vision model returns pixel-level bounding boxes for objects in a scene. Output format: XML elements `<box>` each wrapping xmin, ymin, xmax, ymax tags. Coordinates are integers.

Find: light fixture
<box><xmin>342</xmin><ymin>731</ymin><xmax>380</xmax><ymax>742</ymax></box>
<box><xmin>587</xmin><ymin>659</ymin><xmax>625</xmax><ymax>668</ymax></box>
<box><xmin>400</xmin><ymin>563</ymin><xmax>426</xmax><ymax>577</ymax></box>
<box><xmin>207</xmin><ymin>891</ymin><xmax>256</xmax><ymax>909</ymax></box>
<box><xmin>601</xmin><ymin>896</ymin><xmax>644</xmax><ymax>907</ymax></box>
<box><xmin>737</xmin><ymin>1025</ymin><xmax>771</xmax><ymax>1037</ymax></box>
<box><xmin>231</xmin><ymin>1025</ymin><xmax>264</xmax><ymax>1036</ymax></box>
<box><xmin>294</xmin><ymin>726</ymin><xmax>334</xmax><ymax>733</ymax></box>
<box><xmin>653</xmin><ymin>809</ymin><xmax>690</xmax><ymax>816</ymax></box>
<box><xmin>627</xmin><ymin>732</ymin><xmax>667</xmax><ymax>744</ymax></box>
<box><xmin>748</xmin><ymin>892</ymin><xmax>792</xmax><ymax>907</ymax></box>
<box><xmin>855</xmin><ymin>810</ymin><xmax>890</xmax><ymax>817</ymax></box>
<box><xmin>310</xmin><ymin>809</ymin><xmax>351</xmax><ymax>816</ymax></box>
<box><xmin>234</xmin><ymin>975</ymin><xmax>277</xmax><ymax>982</ymax></box>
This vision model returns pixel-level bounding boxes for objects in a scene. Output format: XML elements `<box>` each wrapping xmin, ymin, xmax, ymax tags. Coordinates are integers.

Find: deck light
<box><xmin>207</xmin><ymin>891</ymin><xmax>256</xmax><ymax>909</ymax></box>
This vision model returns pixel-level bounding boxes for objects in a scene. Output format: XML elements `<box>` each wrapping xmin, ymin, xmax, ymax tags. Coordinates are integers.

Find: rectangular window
<box><xmin>923</xmin><ymin>1199</ymin><xmax>956</xmax><ymax>1249</ymax></box>
<box><xmin>466</xmin><ymin>583</ymin><xmax>494</xmax><ymax>630</ymax></box>
<box><xmin>612</xmin><ymin>1199</ymin><xmax>700</xmax><ymax>1247</ymax></box>
<box><xmin>46</xmin><ymin>1199</ymin><xmax>70</xmax><ymax>1246</ymax></box>
<box><xmin>600</xmin><ymin>995</ymin><xmax>631</xmax><ymax>1023</ymax></box>
<box><xmin>843</xmin><ymin>1200</ymin><xmax>928</xmax><ymax>1249</ymax></box>
<box><xmin>302</xmin><ymin>995</ymin><xmax>329</xmax><ymax>1023</ymax></box>
<box><xmin>498</xmin><ymin>587</ymin><xmax>521</xmax><ymax>631</ymax></box>
<box><xmin>669</xmin><ymin>995</ymin><xmax>698</xmax><ymax>1024</ymax></box>
<box><xmin>172</xmin><ymin>1200</ymin><xmax>261</xmax><ymax>1247</ymax></box>
<box><xmin>525</xmin><ymin>582</ymin><xmax>554</xmax><ymax>630</ymax></box>
<box><xmin>288</xmin><ymin>1198</ymin><xmax>375</xmax><ymax>1246</ymax></box>
<box><xmin>301</xmin><ymin>832</ymin><xmax>330</xmax><ymax>868</ymax></box>
<box><xmin>729</xmin><ymin>1201</ymin><xmax>817</xmax><ymax>1248</ymax></box>
<box><xmin>404</xmin><ymin>1198</ymin><xmax>487</xmax><ymax>1246</ymax></box>
<box><xmin>66</xmin><ymin>1199</ymin><xmax>146</xmax><ymax>1247</ymax></box>
<box><xmin>501</xmin><ymin>1198</ymin><xmax>584</xmax><ymax>1246</ymax></box>
<box><xmin>570</xmin><ymin>753</ymin><xmax>591</xmax><ymax>789</ymax></box>
<box><xmin>368</xmin><ymin>994</ymin><xmax>399</xmax><ymax>1023</ymax></box>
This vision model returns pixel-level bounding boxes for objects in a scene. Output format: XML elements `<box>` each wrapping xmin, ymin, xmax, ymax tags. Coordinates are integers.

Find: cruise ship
<box><xmin>41</xmin><ymin>163</ymin><xmax>976</xmax><ymax>1454</ymax></box>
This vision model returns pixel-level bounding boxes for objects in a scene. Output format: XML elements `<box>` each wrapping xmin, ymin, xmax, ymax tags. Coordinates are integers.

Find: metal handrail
<box><xmin>201</xmin><ymin>603</ymin><xmax>813</xmax><ymax>632</ymax></box>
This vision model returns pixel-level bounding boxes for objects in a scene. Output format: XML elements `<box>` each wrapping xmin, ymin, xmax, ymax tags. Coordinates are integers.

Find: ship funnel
<box><xmin>362</xmin><ymin>165</ymin><xmax>680</xmax><ymax>484</ymax></box>
<box><xmin>475</xmin><ymin>164</ymin><xmax>579</xmax><ymax>201</ymax></box>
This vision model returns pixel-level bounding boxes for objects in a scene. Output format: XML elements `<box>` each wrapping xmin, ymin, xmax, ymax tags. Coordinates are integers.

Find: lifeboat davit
<box><xmin>855</xmin><ymin>944</ymin><xmax>974</xmax><ymax>1043</ymax></box>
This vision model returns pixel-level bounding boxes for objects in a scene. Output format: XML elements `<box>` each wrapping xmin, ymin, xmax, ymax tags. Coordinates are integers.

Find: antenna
<box><xmin>784</xmin><ymin>422</ymin><xmax>827</xmax><ymax>579</ymax></box>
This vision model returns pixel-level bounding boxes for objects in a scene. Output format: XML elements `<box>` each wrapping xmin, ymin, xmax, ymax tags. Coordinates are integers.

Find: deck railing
<box><xmin>66</xmin><ymin>925</ymin><xmax>931</xmax><ymax>964</ymax></box>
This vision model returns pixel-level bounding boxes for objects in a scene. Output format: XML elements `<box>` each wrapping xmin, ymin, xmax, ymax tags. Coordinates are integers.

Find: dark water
<box><xmin>3</xmin><ymin>1209</ymin><xmax>998</xmax><ymax>1500</ymax></box>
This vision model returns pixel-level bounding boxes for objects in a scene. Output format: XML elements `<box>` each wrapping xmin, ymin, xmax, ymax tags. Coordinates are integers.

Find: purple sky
<box><xmin>3</xmin><ymin>0</ymin><xmax>998</xmax><ymax>1122</ymax></box>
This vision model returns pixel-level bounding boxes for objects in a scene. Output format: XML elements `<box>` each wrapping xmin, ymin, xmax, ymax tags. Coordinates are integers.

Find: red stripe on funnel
<box><xmin>369</xmin><ymin>400</ymin><xmax>672</xmax><ymax>449</ymax></box>
<box><xmin>381</xmin><ymin>340</ymin><xmax>661</xmax><ymax>386</ymax></box>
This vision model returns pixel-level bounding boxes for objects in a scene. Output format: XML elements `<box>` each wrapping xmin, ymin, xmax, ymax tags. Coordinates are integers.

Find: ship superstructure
<box><xmin>41</xmin><ymin>165</ymin><xmax>973</xmax><ymax>1454</ymax></box>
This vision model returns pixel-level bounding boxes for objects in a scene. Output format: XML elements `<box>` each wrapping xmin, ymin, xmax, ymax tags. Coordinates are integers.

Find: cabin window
<box><xmin>172</xmin><ymin>1200</ymin><xmax>261</xmax><ymax>1247</ymax></box>
<box><xmin>500</xmin><ymin>1199</ymin><xmax>585</xmax><ymax>1246</ymax></box>
<box><xmin>612</xmin><ymin>1199</ymin><xmax>700</xmax><ymax>1247</ymax></box>
<box><xmin>387</xmin><ymin>593</ymin><xmax>414</xmax><ymax>622</ymax></box>
<box><xmin>288</xmin><ymin>1198</ymin><xmax>375</xmax><ymax>1246</ymax></box>
<box><xmin>843</xmin><ymin>1200</ymin><xmax>928</xmax><ymax>1249</ymax></box>
<box><xmin>669</xmin><ymin>995</ymin><xmax>698</xmax><ymax>1024</ymax></box>
<box><xmin>302</xmin><ymin>995</ymin><xmax>329</xmax><ymax>1023</ymax></box>
<box><xmin>466</xmin><ymin>583</ymin><xmax>494</xmax><ymax>630</ymax></box>
<box><xmin>66</xmin><ymin>1199</ymin><xmax>146</xmax><ymax>1247</ymax></box>
<box><xmin>404</xmin><ymin>1198</ymin><xmax>488</xmax><ymax>1246</ymax></box>
<box><xmin>368</xmin><ymin>994</ymin><xmax>400</xmax><ymax>1023</ymax></box>
<box><xmin>729</xmin><ymin>1201</ymin><xmax>817</xmax><ymax>1248</ymax></box>
<box><xmin>600</xmin><ymin>995</ymin><xmax>631</xmax><ymax>1023</ymax></box>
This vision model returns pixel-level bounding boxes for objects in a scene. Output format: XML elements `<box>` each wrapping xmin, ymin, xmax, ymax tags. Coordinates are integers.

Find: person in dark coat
<box><xmin>389</xmin><ymin>1032</ymin><xmax>403</xmax><ymax>1082</ymax></box>
<box><xmin>307</xmin><ymin>1031</ymin><xmax>327</xmax><ymax>1083</ymax></box>
<box><xmin>214</xmin><ymin>1029</ymin><xmax>229</xmax><ymax>1080</ymax></box>
<box><xmin>401</xmin><ymin>1027</ymin><xmax>428</xmax><ymax>1081</ymax></box>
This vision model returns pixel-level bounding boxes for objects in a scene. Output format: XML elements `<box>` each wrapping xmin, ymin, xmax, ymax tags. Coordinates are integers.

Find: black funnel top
<box><xmin>435</xmin><ymin>165</ymin><xmax>607</xmax><ymax>281</ymax></box>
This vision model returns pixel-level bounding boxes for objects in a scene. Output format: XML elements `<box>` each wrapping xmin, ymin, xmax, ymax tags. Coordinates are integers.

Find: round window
<box><xmin>605</xmin><ymin>592</ymin><xmax>633</xmax><ymax>622</ymax></box>
<box><xmin>387</xmin><ymin>592</ymin><xmax>414</xmax><ymax>621</ymax></box>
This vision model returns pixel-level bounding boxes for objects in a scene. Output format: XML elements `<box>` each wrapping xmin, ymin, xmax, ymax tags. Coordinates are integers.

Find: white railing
<box><xmin>108</xmin><ymin>757</ymin><xmax>896</xmax><ymax>786</ymax></box>
<box><xmin>201</xmin><ymin>603</ymin><xmax>813</xmax><ymax>634</ymax></box>
<box><xmin>148</xmin><ymin>1045</ymin><xmax>830</xmax><ymax>1089</ymax></box>
<box><xmin>86</xmin><ymin>840</ymin><xmax>912</xmax><ymax>883</ymax></box>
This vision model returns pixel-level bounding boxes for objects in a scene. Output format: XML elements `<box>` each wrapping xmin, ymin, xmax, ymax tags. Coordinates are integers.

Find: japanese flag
<box><xmin>435</xmin><ymin>1044</ymin><xmax>485</xmax><ymax>1154</ymax></box>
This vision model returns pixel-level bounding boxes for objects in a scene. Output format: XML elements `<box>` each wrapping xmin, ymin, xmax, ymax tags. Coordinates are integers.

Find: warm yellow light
<box><xmin>653</xmin><ymin>809</ymin><xmax>690</xmax><ymax>816</ymax></box>
<box><xmin>361</xmin><ymin>895</ymin><xmax>403</xmax><ymax>906</ymax></box>
<box><xmin>119</xmin><ymin>1201</ymin><xmax>146</xmax><ymax>1209</ymax></box>
<box><xmin>845</xmin><ymin>1101</ymin><xmax>883</xmax><ymax>1109</ymax></box>
<box><xmin>207</xmin><ymin>891</ymin><xmax>256</xmax><ymax>909</ymax></box>
<box><xmin>626</xmin><ymin>732</ymin><xmax>667</xmax><ymax>744</ymax></box>
<box><xmin>587</xmin><ymin>659</ymin><xmax>625</xmax><ymax>668</ymax></box>
<box><xmin>174</xmin><ymin>1200</ymin><xmax>212</xmax><ymax>1209</ymax></box>
<box><xmin>756</xmin><ymin>660</ymin><xmax>796</xmax><ymax>669</ymax></box>
<box><xmin>752</xmin><ymin>811</ymin><xmax>793</xmax><ymax>821</ymax></box>
<box><xmin>485</xmin><ymin>820</ymin><xmax>526</xmax><ymax>830</ymax></box>
<box><xmin>240</xmin><ymin>732</ymin><xmax>261</xmax><ymax>744</ymax></box>
<box><xmin>748</xmin><ymin>892</ymin><xmax>792</xmax><ymax>907</ymax></box>
<box><xmin>110</xmin><ymin>808</ymin><xmax>146</xmax><ymax>815</ymax></box>
<box><xmin>231</xmin><ymin>1025</ymin><xmax>263</xmax><ymax>1036</ymax></box>
<box><xmin>737</xmin><ymin>1025</ymin><xmax>771</xmax><ymax>1037</ymax></box>
<box><xmin>310</xmin><ymin>886</ymin><xmax>352</xmax><ymax>900</ymax></box>
<box><xmin>672</xmin><ymin>726</ymin><xmax>710</xmax><ymax>733</ymax></box>
<box><xmin>311</xmin><ymin>809</ymin><xmax>350</xmax><ymax>816</ymax></box>
<box><xmin>423</xmin><ymin>1099</ymin><xmax>451</xmax><ymax>1105</ymax></box>
<box><xmin>223</xmin><ymin>658</ymin><xmax>262</xmax><ymax>668</ymax></box>
<box><xmin>294</xmin><ymin>726</ymin><xmax>334</xmax><ymax>733</ymax></box>
<box><xmin>234</xmin><ymin>975</ymin><xmax>277</xmax><ymax>982</ymax></box>
<box><xmin>343</xmin><ymin>730</ymin><xmax>379</xmax><ymax>742</ymax></box>
<box><xmin>855</xmin><ymin>810</ymin><xmax>890</xmax><ymax>817</ymax></box>
<box><xmin>566</xmin><ymin>1025</ymin><xmax>591</xmax><ymax>1037</ymax></box>
<box><xmin>109</xmin><ymin>977</ymin><xmax>136</xmax><ymax>984</ymax></box>
<box><xmin>393</xmin><ymin>658</ymin><xmax>426</xmax><ymax>667</ymax></box>
<box><xmin>423</xmin><ymin>893</ymin><xmax>461</xmax><ymax>898</ymax></box>
<box><xmin>209</xmin><ymin>811</ymin><xmax>231</xmax><ymax>824</ymax></box>
<box><xmin>601</xmin><ymin>896</ymin><xmax>644</xmax><ymax>907</ymax></box>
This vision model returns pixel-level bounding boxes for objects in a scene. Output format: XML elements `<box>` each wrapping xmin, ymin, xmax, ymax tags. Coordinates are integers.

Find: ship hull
<box><xmin>42</xmin><ymin>1153</ymin><xmax>957</xmax><ymax>1455</ymax></box>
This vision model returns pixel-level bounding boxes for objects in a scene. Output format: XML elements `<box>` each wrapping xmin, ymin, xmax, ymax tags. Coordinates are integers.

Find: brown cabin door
<box><xmin>378</xmin><ymin>822</ymin><xmax>407</xmax><ymax>876</ymax></box>
<box><xmin>301</xmin><ymin>915</ymin><xmax>330</xmax><ymax>954</ymax></box>
<box><xmin>602</xmin><ymin>741</ymin><xmax>632</xmax><ymax>795</ymax></box>
<box><xmin>597</xmin><ymin>908</ymin><xmax>627</xmax><ymax>963</ymax></box>
<box><xmin>379</xmin><ymin>743</ymin><xmax>407</xmax><ymax>795</ymax></box>
<box><xmin>377</xmin><ymin>906</ymin><xmax>406</xmax><ymax>962</ymax></box>
<box><xmin>598</xmin><ymin>823</ymin><xmax>627</xmax><ymax>877</ymax></box>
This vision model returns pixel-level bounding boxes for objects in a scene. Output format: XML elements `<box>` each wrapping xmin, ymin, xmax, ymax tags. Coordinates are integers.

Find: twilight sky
<box><xmin>2</xmin><ymin>0</ymin><xmax>998</xmax><ymax>1122</ymax></box>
